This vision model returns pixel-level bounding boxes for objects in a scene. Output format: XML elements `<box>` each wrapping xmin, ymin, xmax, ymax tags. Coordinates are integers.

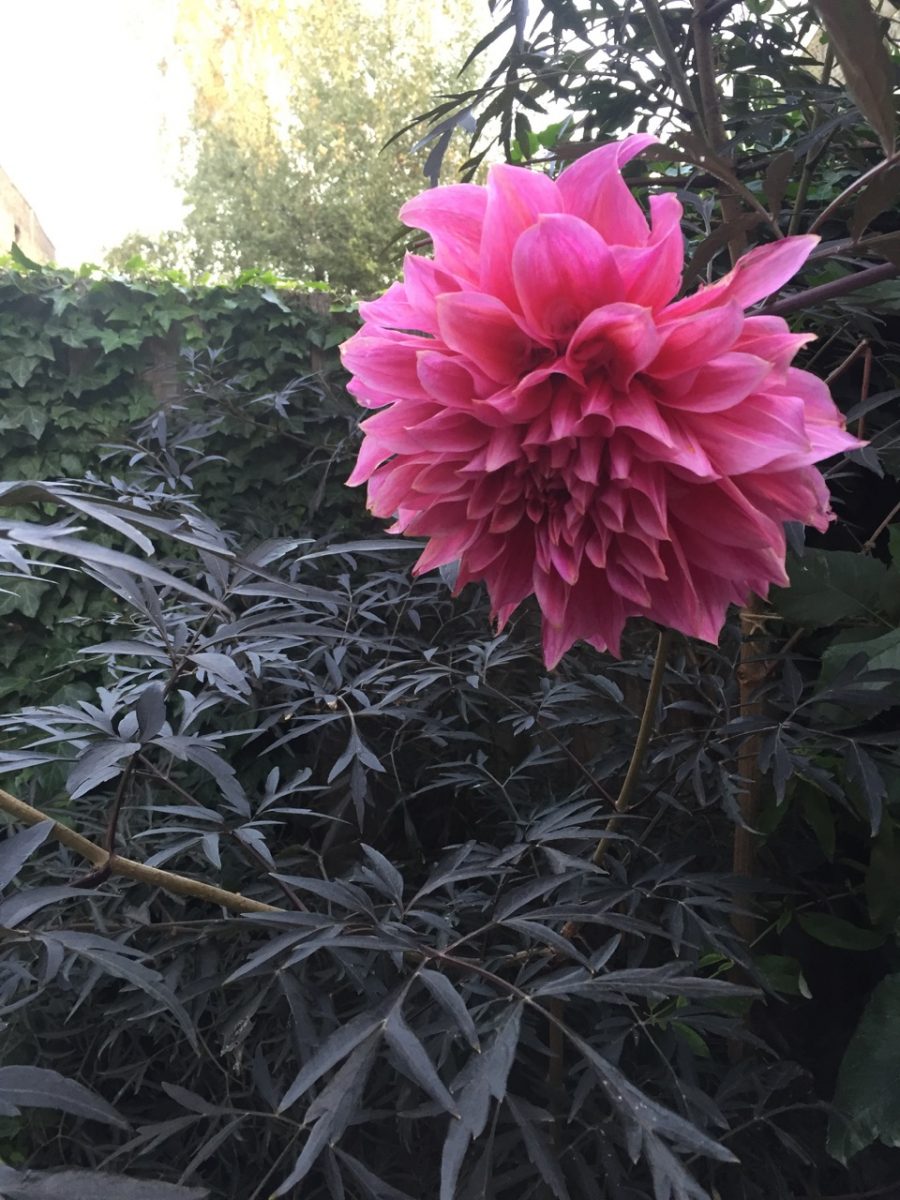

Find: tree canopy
<box><xmin>108</xmin><ymin>0</ymin><xmax>481</xmax><ymax>291</ymax></box>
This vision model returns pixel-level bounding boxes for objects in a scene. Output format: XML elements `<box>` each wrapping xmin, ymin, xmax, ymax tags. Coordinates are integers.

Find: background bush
<box><xmin>1</xmin><ymin>3</ymin><xmax>900</xmax><ymax>1198</ymax></box>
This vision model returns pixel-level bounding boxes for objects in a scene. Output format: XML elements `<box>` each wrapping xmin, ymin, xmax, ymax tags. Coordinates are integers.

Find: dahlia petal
<box><xmin>465</xmin><ymin>533</ymin><xmax>507</xmax><ymax>572</ymax></box>
<box><xmin>672</xmin><ymin>481</ymin><xmax>784</xmax><ymax>550</ymax></box>
<box><xmin>412</xmin><ymin>460</ymin><xmax>464</xmax><ymax>495</ymax></box>
<box><xmin>512</xmin><ymin>214</ymin><xmax>625</xmax><ymax>339</ymax></box>
<box><xmin>484</xmin><ymin>526</ymin><xmax>536</xmax><ymax>612</ymax></box>
<box><xmin>414</xmin><ymin>525</ymin><xmax>478</xmax><ymax>573</ymax></box>
<box><xmin>410</xmin><ymin>409</ymin><xmax>494</xmax><ymax>451</ymax></box>
<box><xmin>417</xmin><ymin>352</ymin><xmax>483</xmax><ymax>406</ymax></box>
<box><xmin>467</xmin><ymin>471</ymin><xmax>509</xmax><ymax>519</ymax></box>
<box><xmin>567</xmin><ymin>303</ymin><xmax>660</xmax><ymax>386</ymax></box>
<box><xmin>613</xmin><ymin>382</ymin><xmax>675</xmax><ymax>448</ymax></box>
<box><xmin>775</xmin><ymin>369</ymin><xmax>864</xmax><ymax>459</ymax></box>
<box><xmin>367</xmin><ymin>461</ymin><xmax>426</xmax><ymax>517</ymax></box>
<box><xmin>689</xmin><ymin>393</ymin><xmax>811</xmax><ymax>473</ymax></box>
<box><xmin>616</xmin><ymin>194</ymin><xmax>685</xmax><ymax>309</ymax></box>
<box><xmin>403</xmin><ymin>253</ymin><xmax>462</xmax><ymax>329</ymax></box>
<box><xmin>719</xmin><ymin>235</ymin><xmax>819</xmax><ymax>307</ymax></box>
<box><xmin>436</xmin><ymin>291</ymin><xmax>535</xmax><ymax>383</ymax></box>
<box><xmin>346</xmin><ymin>375</ymin><xmax>393</xmax><ymax>410</ymax></box>
<box><xmin>485</xmin><ymin>425</ymin><xmax>524</xmax><ymax>471</ymax></box>
<box><xmin>400</xmin><ymin>184</ymin><xmax>487</xmax><ymax>281</ymax></box>
<box><xmin>341</xmin><ymin>333</ymin><xmax>429</xmax><ymax>400</ymax></box>
<box><xmin>661</xmin><ymin>352</ymin><xmax>771</xmax><ymax>413</ymax></box>
<box><xmin>607</xmin><ymin>555</ymin><xmax>652</xmax><ymax>605</ymax></box>
<box><xmin>480</xmin><ymin>164</ymin><xmax>562</xmax><ymax>310</ymax></box>
<box><xmin>649</xmin><ymin>301</ymin><xmax>744</xmax><ymax>377</ymax></box>
<box><xmin>489</xmin><ymin>501</ymin><xmax>526</xmax><ymax>533</ymax></box>
<box><xmin>404</xmin><ymin>499</ymin><xmax>469</xmax><ymax>538</ymax></box>
<box><xmin>556</xmin><ymin>133</ymin><xmax>657</xmax><ymax>245</ymax></box>
<box><xmin>665</xmin><ymin>236</ymin><xmax>819</xmax><ymax>320</ymax></box>
<box><xmin>358</xmin><ymin>282</ymin><xmax>420</xmax><ymax>332</ymax></box>
<box><xmin>673</xmin><ymin>523</ymin><xmax>789</xmax><ymax>585</ymax></box>
<box><xmin>533</xmin><ymin>559</ymin><xmax>571</xmax><ymax>626</ymax></box>
<box><xmin>738</xmin><ymin>467</ymin><xmax>832</xmax><ymax>532</ymax></box>
<box><xmin>734</xmin><ymin>316</ymin><xmax>813</xmax><ymax>374</ymax></box>
<box><xmin>346</xmin><ymin>436</ymin><xmax>393</xmax><ymax>486</ymax></box>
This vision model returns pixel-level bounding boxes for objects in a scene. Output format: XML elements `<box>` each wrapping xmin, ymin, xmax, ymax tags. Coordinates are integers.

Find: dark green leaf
<box><xmin>814</xmin><ymin>0</ymin><xmax>896</xmax><ymax>157</ymax></box>
<box><xmin>829</xmin><ymin>973</ymin><xmax>900</xmax><ymax>1161</ymax></box>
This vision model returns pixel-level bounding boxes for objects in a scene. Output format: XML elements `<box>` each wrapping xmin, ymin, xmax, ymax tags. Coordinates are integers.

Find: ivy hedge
<box><xmin>0</xmin><ymin>259</ymin><xmax>360</xmax><ymax>709</ymax></box>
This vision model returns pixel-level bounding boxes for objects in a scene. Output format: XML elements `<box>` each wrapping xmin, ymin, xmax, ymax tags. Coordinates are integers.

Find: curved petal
<box><xmin>512</xmin><ymin>214</ymin><xmax>624</xmax><ymax>340</ymax></box>
<box><xmin>616</xmin><ymin>193</ymin><xmax>685</xmax><ymax>308</ymax></box>
<box><xmin>567</xmin><ymin>303</ymin><xmax>660</xmax><ymax>386</ymax></box>
<box><xmin>659</xmin><ymin>352</ymin><xmax>771</xmax><ymax>413</ymax></box>
<box><xmin>400</xmin><ymin>184</ymin><xmax>487</xmax><ymax>281</ymax></box>
<box><xmin>556</xmin><ymin>133</ymin><xmax>657</xmax><ymax>245</ymax></box>
<box><xmin>649</xmin><ymin>300</ymin><xmax>744</xmax><ymax>378</ymax></box>
<box><xmin>403</xmin><ymin>253</ymin><xmax>463</xmax><ymax>330</ymax></box>
<box><xmin>436</xmin><ymin>290</ymin><xmax>537</xmax><ymax>383</ymax></box>
<box><xmin>341</xmin><ymin>332</ymin><xmax>429</xmax><ymax>399</ymax></box>
<box><xmin>479</xmin><ymin>163</ymin><xmax>562</xmax><ymax>309</ymax></box>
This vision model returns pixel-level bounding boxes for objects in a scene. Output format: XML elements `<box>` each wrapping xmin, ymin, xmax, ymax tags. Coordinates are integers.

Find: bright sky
<box><xmin>0</xmin><ymin>0</ymin><xmax>190</xmax><ymax>265</ymax></box>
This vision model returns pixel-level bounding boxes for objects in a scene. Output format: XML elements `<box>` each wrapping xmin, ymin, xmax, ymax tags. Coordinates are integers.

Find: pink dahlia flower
<box><xmin>341</xmin><ymin>134</ymin><xmax>861</xmax><ymax>667</ymax></box>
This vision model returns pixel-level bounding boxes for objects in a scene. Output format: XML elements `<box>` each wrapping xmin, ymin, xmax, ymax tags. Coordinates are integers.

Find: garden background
<box><xmin>1</xmin><ymin>3</ymin><xmax>900</xmax><ymax>1199</ymax></box>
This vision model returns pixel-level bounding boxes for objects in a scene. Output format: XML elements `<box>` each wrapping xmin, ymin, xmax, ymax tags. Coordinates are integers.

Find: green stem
<box><xmin>592</xmin><ymin>628</ymin><xmax>673</xmax><ymax>867</ymax></box>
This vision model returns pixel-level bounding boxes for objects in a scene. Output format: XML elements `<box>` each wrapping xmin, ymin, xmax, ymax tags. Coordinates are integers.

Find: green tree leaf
<box><xmin>829</xmin><ymin>974</ymin><xmax>900</xmax><ymax>1162</ymax></box>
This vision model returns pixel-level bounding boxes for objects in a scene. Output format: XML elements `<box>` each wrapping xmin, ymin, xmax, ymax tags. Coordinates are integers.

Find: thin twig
<box><xmin>0</xmin><ymin>787</ymin><xmax>281</xmax><ymax>915</ymax></box>
<box><xmin>758</xmin><ymin>262</ymin><xmax>900</xmax><ymax>318</ymax></box>
<box><xmin>788</xmin><ymin>43</ymin><xmax>835</xmax><ymax>236</ymax></box>
<box><xmin>642</xmin><ymin>0</ymin><xmax>703</xmax><ymax>136</ymax></box>
<box><xmin>809</xmin><ymin>149</ymin><xmax>900</xmax><ymax>236</ymax></box>
<box><xmin>137</xmin><ymin>757</ymin><xmax>308</xmax><ymax>912</ymax></box>
<box><xmin>863</xmin><ymin>498</ymin><xmax>900</xmax><ymax>552</ymax></box>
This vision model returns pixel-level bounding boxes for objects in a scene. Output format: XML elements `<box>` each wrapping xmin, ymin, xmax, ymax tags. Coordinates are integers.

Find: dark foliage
<box><xmin>1</xmin><ymin>2</ymin><xmax>900</xmax><ymax>1197</ymax></box>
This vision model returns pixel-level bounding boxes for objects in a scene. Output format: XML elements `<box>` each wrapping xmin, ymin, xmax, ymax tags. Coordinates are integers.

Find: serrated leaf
<box><xmin>135</xmin><ymin>683</ymin><xmax>166</xmax><ymax>741</ymax></box>
<box><xmin>506</xmin><ymin>1095</ymin><xmax>571</xmax><ymax>1200</ymax></box>
<box><xmin>0</xmin><ymin>885</ymin><xmax>88</xmax><ymax>928</ymax></box>
<box><xmin>44</xmin><ymin>932</ymin><xmax>198</xmax><ymax>1048</ymax></box>
<box><xmin>763</xmin><ymin>149</ymin><xmax>795</xmax><ymax>218</ymax></box>
<box><xmin>66</xmin><ymin>739</ymin><xmax>140</xmax><ymax>800</ymax></box>
<box><xmin>851</xmin><ymin>163</ymin><xmax>900</xmax><ymax>241</ymax></box>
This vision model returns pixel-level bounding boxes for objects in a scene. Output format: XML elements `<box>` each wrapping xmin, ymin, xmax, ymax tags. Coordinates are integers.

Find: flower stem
<box><xmin>733</xmin><ymin>600</ymin><xmax>768</xmax><ymax>942</ymax></box>
<box><xmin>592</xmin><ymin>628</ymin><xmax>672</xmax><ymax>867</ymax></box>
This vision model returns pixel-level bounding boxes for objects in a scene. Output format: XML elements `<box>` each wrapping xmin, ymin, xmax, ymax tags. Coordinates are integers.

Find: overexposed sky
<box><xmin>0</xmin><ymin>0</ymin><xmax>190</xmax><ymax>264</ymax></box>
